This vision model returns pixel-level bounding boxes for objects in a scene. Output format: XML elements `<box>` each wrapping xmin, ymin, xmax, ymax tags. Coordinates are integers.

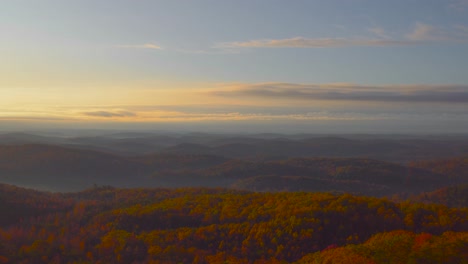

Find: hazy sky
<box><xmin>1</xmin><ymin>0</ymin><xmax>468</xmax><ymax>133</ymax></box>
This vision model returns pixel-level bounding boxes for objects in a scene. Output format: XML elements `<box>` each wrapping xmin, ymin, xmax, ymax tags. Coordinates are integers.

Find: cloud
<box><xmin>368</xmin><ymin>27</ymin><xmax>390</xmax><ymax>39</ymax></box>
<box><xmin>208</xmin><ymin>83</ymin><xmax>468</xmax><ymax>103</ymax></box>
<box><xmin>216</xmin><ymin>23</ymin><xmax>468</xmax><ymax>50</ymax></box>
<box><xmin>405</xmin><ymin>23</ymin><xmax>436</xmax><ymax>41</ymax></box>
<box><xmin>449</xmin><ymin>0</ymin><xmax>468</xmax><ymax>11</ymax></box>
<box><xmin>1</xmin><ymin>101</ymin><xmax>467</xmax><ymax>127</ymax></box>
<box><xmin>406</xmin><ymin>22</ymin><xmax>468</xmax><ymax>42</ymax></box>
<box><xmin>76</xmin><ymin>107</ymin><xmax>466</xmax><ymax>122</ymax></box>
<box><xmin>404</xmin><ymin>22</ymin><xmax>459</xmax><ymax>41</ymax></box>
<box><xmin>0</xmin><ymin>116</ymin><xmax>74</xmax><ymax>121</ymax></box>
<box><xmin>116</xmin><ymin>43</ymin><xmax>163</xmax><ymax>50</ymax></box>
<box><xmin>82</xmin><ymin>110</ymin><xmax>137</xmax><ymax>118</ymax></box>
<box><xmin>216</xmin><ymin>37</ymin><xmax>413</xmax><ymax>49</ymax></box>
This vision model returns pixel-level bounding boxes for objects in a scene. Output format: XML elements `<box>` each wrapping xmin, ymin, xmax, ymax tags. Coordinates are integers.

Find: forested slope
<box><xmin>0</xmin><ymin>184</ymin><xmax>466</xmax><ymax>263</ymax></box>
<box><xmin>0</xmin><ymin>145</ymin><xmax>459</xmax><ymax>195</ymax></box>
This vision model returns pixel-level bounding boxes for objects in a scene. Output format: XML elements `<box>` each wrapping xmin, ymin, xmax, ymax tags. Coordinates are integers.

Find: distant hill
<box><xmin>0</xmin><ymin>144</ymin><xmax>148</xmax><ymax>191</ymax></box>
<box><xmin>3</xmin><ymin>132</ymin><xmax>468</xmax><ymax>162</ymax></box>
<box><xmin>156</xmin><ymin>136</ymin><xmax>468</xmax><ymax>163</ymax></box>
<box><xmin>0</xmin><ymin>145</ymin><xmax>437</xmax><ymax>194</ymax></box>
<box><xmin>409</xmin><ymin>184</ymin><xmax>468</xmax><ymax>208</ymax></box>
<box><xmin>0</xmin><ymin>132</ymin><xmax>66</xmax><ymax>145</ymax></box>
<box><xmin>0</xmin><ymin>142</ymin><xmax>465</xmax><ymax>195</ymax></box>
<box><xmin>0</xmin><ymin>183</ymin><xmax>72</xmax><ymax>226</ymax></box>
<box><xmin>0</xmin><ymin>144</ymin><xmax>230</xmax><ymax>191</ymax></box>
<box><xmin>162</xmin><ymin>143</ymin><xmax>213</xmax><ymax>155</ymax></box>
<box><xmin>217</xmin><ymin>158</ymin><xmax>442</xmax><ymax>195</ymax></box>
<box><xmin>409</xmin><ymin>157</ymin><xmax>468</xmax><ymax>184</ymax></box>
<box><xmin>231</xmin><ymin>175</ymin><xmax>391</xmax><ymax>196</ymax></box>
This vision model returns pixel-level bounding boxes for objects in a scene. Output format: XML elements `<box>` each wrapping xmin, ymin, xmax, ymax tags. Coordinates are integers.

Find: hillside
<box><xmin>0</xmin><ymin>144</ymin><xmax>148</xmax><ymax>191</ymax></box>
<box><xmin>2</xmin><ymin>132</ymin><xmax>468</xmax><ymax>162</ymax></box>
<box><xmin>298</xmin><ymin>230</ymin><xmax>468</xmax><ymax>264</ymax></box>
<box><xmin>0</xmin><ymin>184</ymin><xmax>73</xmax><ymax>226</ymax></box>
<box><xmin>410</xmin><ymin>184</ymin><xmax>468</xmax><ymax>208</ymax></box>
<box><xmin>231</xmin><ymin>175</ymin><xmax>392</xmax><ymax>196</ymax></box>
<box><xmin>0</xmin><ymin>144</ymin><xmax>454</xmax><ymax>195</ymax></box>
<box><xmin>161</xmin><ymin>137</ymin><xmax>468</xmax><ymax>162</ymax></box>
<box><xmin>0</xmin><ymin>185</ymin><xmax>466</xmax><ymax>263</ymax></box>
<box><xmin>410</xmin><ymin>157</ymin><xmax>468</xmax><ymax>184</ymax></box>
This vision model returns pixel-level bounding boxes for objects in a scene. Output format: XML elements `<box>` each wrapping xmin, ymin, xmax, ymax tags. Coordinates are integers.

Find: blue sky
<box><xmin>1</xmin><ymin>0</ymin><xmax>468</xmax><ymax>133</ymax></box>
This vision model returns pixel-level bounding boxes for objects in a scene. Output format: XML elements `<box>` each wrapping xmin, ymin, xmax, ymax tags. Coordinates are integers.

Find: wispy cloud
<box><xmin>216</xmin><ymin>37</ymin><xmax>413</xmax><ymax>49</ymax></box>
<box><xmin>82</xmin><ymin>110</ymin><xmax>137</xmax><ymax>118</ymax></box>
<box><xmin>405</xmin><ymin>23</ymin><xmax>436</xmax><ymax>41</ymax></box>
<box><xmin>115</xmin><ymin>23</ymin><xmax>468</xmax><ymax>53</ymax></box>
<box><xmin>215</xmin><ymin>23</ymin><xmax>468</xmax><ymax>50</ymax></box>
<box><xmin>116</xmin><ymin>43</ymin><xmax>163</xmax><ymax>50</ymax></box>
<box><xmin>208</xmin><ymin>83</ymin><xmax>468</xmax><ymax>103</ymax></box>
<box><xmin>404</xmin><ymin>22</ymin><xmax>459</xmax><ymax>41</ymax></box>
<box><xmin>1</xmin><ymin>95</ymin><xmax>467</xmax><ymax>128</ymax></box>
<box><xmin>2</xmin><ymin>104</ymin><xmax>467</xmax><ymax>124</ymax></box>
<box><xmin>0</xmin><ymin>116</ymin><xmax>74</xmax><ymax>121</ymax></box>
<box><xmin>172</xmin><ymin>47</ymin><xmax>241</xmax><ymax>55</ymax></box>
<box><xmin>406</xmin><ymin>22</ymin><xmax>468</xmax><ymax>42</ymax></box>
<box><xmin>368</xmin><ymin>27</ymin><xmax>390</xmax><ymax>39</ymax></box>
<box><xmin>449</xmin><ymin>0</ymin><xmax>468</xmax><ymax>11</ymax></box>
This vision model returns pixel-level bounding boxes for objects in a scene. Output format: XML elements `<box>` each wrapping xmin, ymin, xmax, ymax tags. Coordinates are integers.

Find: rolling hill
<box><xmin>0</xmin><ymin>144</ymin><xmax>460</xmax><ymax>195</ymax></box>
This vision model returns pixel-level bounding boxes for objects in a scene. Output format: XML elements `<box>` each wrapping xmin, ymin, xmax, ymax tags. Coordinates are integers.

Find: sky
<box><xmin>1</xmin><ymin>0</ymin><xmax>468</xmax><ymax>133</ymax></box>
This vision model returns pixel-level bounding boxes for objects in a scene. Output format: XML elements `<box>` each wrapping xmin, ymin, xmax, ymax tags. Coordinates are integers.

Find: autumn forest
<box><xmin>0</xmin><ymin>132</ymin><xmax>467</xmax><ymax>263</ymax></box>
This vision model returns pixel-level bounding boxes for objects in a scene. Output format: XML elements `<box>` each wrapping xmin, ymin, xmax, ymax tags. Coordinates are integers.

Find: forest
<box><xmin>0</xmin><ymin>184</ymin><xmax>467</xmax><ymax>263</ymax></box>
<box><xmin>0</xmin><ymin>133</ymin><xmax>467</xmax><ymax>263</ymax></box>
